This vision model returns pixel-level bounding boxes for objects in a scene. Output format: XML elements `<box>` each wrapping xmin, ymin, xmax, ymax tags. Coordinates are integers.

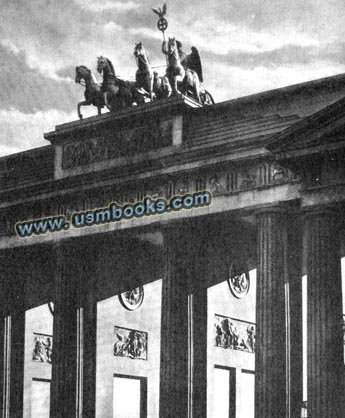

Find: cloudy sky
<box><xmin>1</xmin><ymin>0</ymin><xmax>345</xmax><ymax>156</ymax></box>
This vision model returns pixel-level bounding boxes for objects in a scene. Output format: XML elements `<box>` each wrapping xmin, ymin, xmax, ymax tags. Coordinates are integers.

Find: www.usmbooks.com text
<box><xmin>15</xmin><ymin>191</ymin><xmax>212</xmax><ymax>238</ymax></box>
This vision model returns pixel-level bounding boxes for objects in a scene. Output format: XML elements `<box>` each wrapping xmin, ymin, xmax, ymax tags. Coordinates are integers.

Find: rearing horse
<box><xmin>134</xmin><ymin>42</ymin><xmax>154</xmax><ymax>101</ymax></box>
<box><xmin>162</xmin><ymin>37</ymin><xmax>185</xmax><ymax>96</ymax></box>
<box><xmin>75</xmin><ymin>65</ymin><xmax>104</xmax><ymax>119</ymax></box>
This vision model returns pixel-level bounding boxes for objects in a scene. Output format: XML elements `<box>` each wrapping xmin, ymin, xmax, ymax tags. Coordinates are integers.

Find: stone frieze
<box><xmin>62</xmin><ymin>119</ymin><xmax>172</xmax><ymax>169</ymax></box>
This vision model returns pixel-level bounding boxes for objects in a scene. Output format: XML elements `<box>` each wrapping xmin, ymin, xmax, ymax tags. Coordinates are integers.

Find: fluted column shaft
<box><xmin>82</xmin><ymin>242</ymin><xmax>97</xmax><ymax>418</ymax></box>
<box><xmin>287</xmin><ymin>218</ymin><xmax>303</xmax><ymax>418</ymax></box>
<box><xmin>50</xmin><ymin>242</ymin><xmax>78</xmax><ymax>418</ymax></box>
<box><xmin>159</xmin><ymin>221</ymin><xmax>208</xmax><ymax>418</ymax></box>
<box><xmin>1</xmin><ymin>249</ymin><xmax>26</xmax><ymax>418</ymax></box>
<box><xmin>159</xmin><ymin>225</ymin><xmax>189</xmax><ymax>418</ymax></box>
<box><xmin>255</xmin><ymin>210</ymin><xmax>287</xmax><ymax>418</ymax></box>
<box><xmin>305</xmin><ymin>209</ymin><xmax>344</xmax><ymax>418</ymax></box>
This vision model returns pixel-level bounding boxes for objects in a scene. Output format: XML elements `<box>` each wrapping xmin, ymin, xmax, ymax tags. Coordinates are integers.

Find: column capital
<box><xmin>302</xmin><ymin>203</ymin><xmax>342</xmax><ymax>218</ymax></box>
<box><xmin>255</xmin><ymin>203</ymin><xmax>295</xmax><ymax>217</ymax></box>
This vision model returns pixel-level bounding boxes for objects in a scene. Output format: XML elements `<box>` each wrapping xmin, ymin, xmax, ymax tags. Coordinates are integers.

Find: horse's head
<box><xmin>97</xmin><ymin>56</ymin><xmax>108</xmax><ymax>74</ymax></box>
<box><xmin>75</xmin><ymin>65</ymin><xmax>90</xmax><ymax>84</ymax></box>
<box><xmin>97</xmin><ymin>56</ymin><xmax>116</xmax><ymax>77</ymax></box>
<box><xmin>134</xmin><ymin>42</ymin><xmax>144</xmax><ymax>58</ymax></box>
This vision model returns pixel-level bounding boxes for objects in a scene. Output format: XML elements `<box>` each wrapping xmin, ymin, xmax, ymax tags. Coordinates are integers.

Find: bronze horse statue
<box><xmin>96</xmin><ymin>56</ymin><xmax>144</xmax><ymax>111</ymax></box>
<box><xmin>75</xmin><ymin>65</ymin><xmax>105</xmax><ymax>119</ymax></box>
<box><xmin>134</xmin><ymin>42</ymin><xmax>154</xmax><ymax>101</ymax></box>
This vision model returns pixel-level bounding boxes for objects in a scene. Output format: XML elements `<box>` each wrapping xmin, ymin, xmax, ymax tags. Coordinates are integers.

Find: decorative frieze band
<box><xmin>1</xmin><ymin>160</ymin><xmax>297</xmax><ymax>237</ymax></box>
<box><xmin>208</xmin><ymin>161</ymin><xmax>296</xmax><ymax>195</ymax></box>
<box><xmin>62</xmin><ymin>119</ymin><xmax>172</xmax><ymax>169</ymax></box>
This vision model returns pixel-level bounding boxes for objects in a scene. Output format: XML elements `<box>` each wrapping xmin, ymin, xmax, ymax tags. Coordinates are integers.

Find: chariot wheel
<box><xmin>201</xmin><ymin>90</ymin><xmax>215</xmax><ymax>105</ymax></box>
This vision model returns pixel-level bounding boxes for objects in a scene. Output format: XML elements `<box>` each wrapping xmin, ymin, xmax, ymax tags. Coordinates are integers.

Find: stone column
<box><xmin>159</xmin><ymin>221</ymin><xmax>208</xmax><ymax>418</ymax></box>
<box><xmin>0</xmin><ymin>250</ymin><xmax>8</xmax><ymax>416</ymax></box>
<box><xmin>82</xmin><ymin>241</ymin><xmax>97</xmax><ymax>418</ymax></box>
<box><xmin>191</xmin><ymin>284</ymin><xmax>207</xmax><ymax>418</ymax></box>
<box><xmin>2</xmin><ymin>249</ymin><xmax>26</xmax><ymax>418</ymax></box>
<box><xmin>50</xmin><ymin>242</ymin><xmax>78</xmax><ymax>418</ymax></box>
<box><xmin>287</xmin><ymin>217</ymin><xmax>303</xmax><ymax>418</ymax></box>
<box><xmin>305</xmin><ymin>207</ymin><xmax>344</xmax><ymax>418</ymax></box>
<box><xmin>159</xmin><ymin>224</ymin><xmax>189</xmax><ymax>418</ymax></box>
<box><xmin>190</xmin><ymin>219</ymin><xmax>209</xmax><ymax>418</ymax></box>
<box><xmin>255</xmin><ymin>208</ymin><xmax>287</xmax><ymax>418</ymax></box>
<box><xmin>9</xmin><ymin>308</ymin><xmax>25</xmax><ymax>418</ymax></box>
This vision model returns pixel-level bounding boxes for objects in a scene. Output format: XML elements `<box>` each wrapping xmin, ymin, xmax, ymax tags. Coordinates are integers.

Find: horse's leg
<box><xmin>148</xmin><ymin>72</ymin><xmax>154</xmax><ymax>101</ymax></box>
<box><xmin>165</xmin><ymin>78</ymin><xmax>172</xmax><ymax>97</ymax></box>
<box><xmin>135</xmin><ymin>90</ymin><xmax>145</xmax><ymax>106</ymax></box>
<box><xmin>174</xmin><ymin>76</ymin><xmax>185</xmax><ymax>96</ymax></box>
<box><xmin>169</xmin><ymin>73</ymin><xmax>179</xmax><ymax>96</ymax></box>
<box><xmin>150</xmin><ymin>77</ymin><xmax>154</xmax><ymax>101</ymax></box>
<box><xmin>104</xmin><ymin>92</ymin><xmax>112</xmax><ymax>110</ymax></box>
<box><xmin>77</xmin><ymin>100</ymin><xmax>88</xmax><ymax>120</ymax></box>
<box><xmin>194</xmin><ymin>76</ymin><xmax>201</xmax><ymax>103</ymax></box>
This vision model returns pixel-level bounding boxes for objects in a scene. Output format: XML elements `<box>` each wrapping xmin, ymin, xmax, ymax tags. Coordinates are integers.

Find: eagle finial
<box><xmin>152</xmin><ymin>2</ymin><xmax>167</xmax><ymax>18</ymax></box>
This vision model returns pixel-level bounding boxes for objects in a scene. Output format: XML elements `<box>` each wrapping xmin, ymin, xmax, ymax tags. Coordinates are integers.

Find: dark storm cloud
<box><xmin>0</xmin><ymin>44</ymin><xmax>78</xmax><ymax>113</ymax></box>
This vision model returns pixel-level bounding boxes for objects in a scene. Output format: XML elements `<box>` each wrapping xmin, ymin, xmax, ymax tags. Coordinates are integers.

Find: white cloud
<box><xmin>103</xmin><ymin>21</ymin><xmax>124</xmax><ymax>33</ymax></box>
<box><xmin>0</xmin><ymin>109</ymin><xmax>79</xmax><ymax>157</ymax></box>
<box><xmin>205</xmin><ymin>60</ymin><xmax>345</xmax><ymax>102</ymax></box>
<box><xmin>1</xmin><ymin>39</ymin><xmax>20</xmax><ymax>54</ymax></box>
<box><xmin>170</xmin><ymin>18</ymin><xmax>321</xmax><ymax>56</ymax></box>
<box><xmin>75</xmin><ymin>0</ymin><xmax>140</xmax><ymax>12</ymax></box>
<box><xmin>1</xmin><ymin>38</ymin><xmax>74</xmax><ymax>82</ymax></box>
<box><xmin>128</xmin><ymin>27</ymin><xmax>162</xmax><ymax>40</ymax></box>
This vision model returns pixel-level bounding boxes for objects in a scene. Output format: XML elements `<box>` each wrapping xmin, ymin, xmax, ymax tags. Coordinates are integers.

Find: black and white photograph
<box><xmin>1</xmin><ymin>1</ymin><xmax>345</xmax><ymax>417</ymax></box>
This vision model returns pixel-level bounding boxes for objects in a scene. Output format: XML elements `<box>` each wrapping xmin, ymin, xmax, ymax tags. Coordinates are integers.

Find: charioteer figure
<box><xmin>162</xmin><ymin>37</ymin><xmax>207</xmax><ymax>103</ymax></box>
<box><xmin>176</xmin><ymin>40</ymin><xmax>203</xmax><ymax>83</ymax></box>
